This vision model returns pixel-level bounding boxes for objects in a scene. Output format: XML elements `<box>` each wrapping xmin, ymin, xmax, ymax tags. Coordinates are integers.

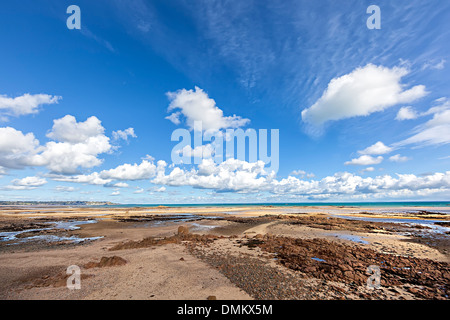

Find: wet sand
<box><xmin>0</xmin><ymin>205</ymin><xmax>449</xmax><ymax>300</ymax></box>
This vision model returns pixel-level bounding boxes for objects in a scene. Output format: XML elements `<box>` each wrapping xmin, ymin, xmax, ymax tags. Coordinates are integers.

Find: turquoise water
<box><xmin>101</xmin><ymin>201</ymin><xmax>450</xmax><ymax>208</ymax></box>
<box><xmin>331</xmin><ymin>214</ymin><xmax>450</xmax><ymax>235</ymax></box>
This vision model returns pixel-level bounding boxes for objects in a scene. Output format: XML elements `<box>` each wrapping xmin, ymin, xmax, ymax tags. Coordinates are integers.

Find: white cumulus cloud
<box><xmin>6</xmin><ymin>176</ymin><xmax>47</xmax><ymax>190</ymax></box>
<box><xmin>113</xmin><ymin>182</ymin><xmax>129</xmax><ymax>188</ymax></box>
<box><xmin>0</xmin><ymin>127</ymin><xmax>40</xmax><ymax>169</ymax></box>
<box><xmin>46</xmin><ymin>115</ymin><xmax>105</xmax><ymax>144</ymax></box>
<box><xmin>358</xmin><ymin>141</ymin><xmax>393</xmax><ymax>155</ymax></box>
<box><xmin>0</xmin><ymin>115</ymin><xmax>134</xmax><ymax>174</ymax></box>
<box><xmin>360</xmin><ymin>167</ymin><xmax>375</xmax><ymax>174</ymax></box>
<box><xmin>165</xmin><ymin>111</ymin><xmax>181</xmax><ymax>125</ymax></box>
<box><xmin>345</xmin><ymin>155</ymin><xmax>384</xmax><ymax>166</ymax></box>
<box><xmin>152</xmin><ymin>158</ymin><xmax>271</xmax><ymax>192</ymax></box>
<box><xmin>302</xmin><ymin>64</ymin><xmax>428</xmax><ymax>126</ymax></box>
<box><xmin>389</xmin><ymin>154</ymin><xmax>410</xmax><ymax>162</ymax></box>
<box><xmin>133</xmin><ymin>187</ymin><xmax>145</xmax><ymax>194</ymax></box>
<box><xmin>146</xmin><ymin>157</ymin><xmax>450</xmax><ymax>199</ymax></box>
<box><xmin>33</xmin><ymin>115</ymin><xmax>113</xmax><ymax>174</ymax></box>
<box><xmin>396</xmin><ymin>106</ymin><xmax>419</xmax><ymax>120</ymax></box>
<box><xmin>290</xmin><ymin>170</ymin><xmax>315</xmax><ymax>179</ymax></box>
<box><xmin>112</xmin><ymin>128</ymin><xmax>137</xmax><ymax>141</ymax></box>
<box><xmin>49</xmin><ymin>172</ymin><xmax>112</xmax><ymax>186</ymax></box>
<box><xmin>0</xmin><ymin>93</ymin><xmax>61</xmax><ymax>119</ymax></box>
<box><xmin>99</xmin><ymin>160</ymin><xmax>160</xmax><ymax>181</ymax></box>
<box><xmin>166</xmin><ymin>87</ymin><xmax>250</xmax><ymax>131</ymax></box>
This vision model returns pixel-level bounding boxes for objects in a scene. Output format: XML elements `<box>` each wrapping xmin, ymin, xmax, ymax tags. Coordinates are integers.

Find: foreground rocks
<box><xmin>84</xmin><ymin>256</ymin><xmax>127</xmax><ymax>269</ymax></box>
<box><xmin>109</xmin><ymin>226</ymin><xmax>222</xmax><ymax>251</ymax></box>
<box><xmin>282</xmin><ymin>215</ymin><xmax>411</xmax><ymax>233</ymax></box>
<box><xmin>256</xmin><ymin>235</ymin><xmax>450</xmax><ymax>299</ymax></box>
<box><xmin>23</xmin><ymin>271</ymin><xmax>93</xmax><ymax>289</ymax></box>
<box><xmin>189</xmin><ymin>247</ymin><xmax>336</xmax><ymax>300</ymax></box>
<box><xmin>107</xmin><ymin>224</ymin><xmax>450</xmax><ymax>300</ymax></box>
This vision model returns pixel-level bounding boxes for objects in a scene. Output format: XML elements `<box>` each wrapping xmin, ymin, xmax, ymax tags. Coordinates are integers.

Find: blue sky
<box><xmin>0</xmin><ymin>0</ymin><xmax>449</xmax><ymax>203</ymax></box>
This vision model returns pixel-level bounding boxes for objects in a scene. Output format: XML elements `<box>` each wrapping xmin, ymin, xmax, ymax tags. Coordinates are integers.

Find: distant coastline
<box><xmin>1</xmin><ymin>201</ymin><xmax>448</xmax><ymax>208</ymax></box>
<box><xmin>105</xmin><ymin>201</ymin><xmax>450</xmax><ymax>208</ymax></box>
<box><xmin>0</xmin><ymin>201</ymin><xmax>117</xmax><ymax>206</ymax></box>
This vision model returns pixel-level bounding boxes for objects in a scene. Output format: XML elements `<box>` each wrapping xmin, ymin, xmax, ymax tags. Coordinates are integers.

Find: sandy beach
<box><xmin>0</xmin><ymin>205</ymin><xmax>449</xmax><ymax>300</ymax></box>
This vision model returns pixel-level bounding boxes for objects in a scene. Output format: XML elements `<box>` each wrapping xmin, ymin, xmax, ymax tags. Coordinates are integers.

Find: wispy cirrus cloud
<box><xmin>395</xmin><ymin>109</ymin><xmax>450</xmax><ymax>147</ymax></box>
<box><xmin>110</xmin><ymin>0</ymin><xmax>449</xmax><ymax>117</ymax></box>
<box><xmin>421</xmin><ymin>58</ymin><xmax>446</xmax><ymax>71</ymax></box>
<box><xmin>394</xmin><ymin>99</ymin><xmax>450</xmax><ymax>147</ymax></box>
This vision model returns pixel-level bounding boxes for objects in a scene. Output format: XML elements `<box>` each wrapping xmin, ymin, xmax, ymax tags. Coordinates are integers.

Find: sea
<box><xmin>103</xmin><ymin>201</ymin><xmax>450</xmax><ymax>208</ymax></box>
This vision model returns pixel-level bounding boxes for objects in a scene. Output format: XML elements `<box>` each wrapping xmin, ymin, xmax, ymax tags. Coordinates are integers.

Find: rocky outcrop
<box><xmin>84</xmin><ymin>256</ymin><xmax>127</xmax><ymax>269</ymax></box>
<box><xmin>257</xmin><ymin>235</ymin><xmax>450</xmax><ymax>299</ymax></box>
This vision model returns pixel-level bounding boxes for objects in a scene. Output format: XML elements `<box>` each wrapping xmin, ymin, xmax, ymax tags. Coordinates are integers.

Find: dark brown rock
<box><xmin>178</xmin><ymin>226</ymin><xmax>190</xmax><ymax>235</ymax></box>
<box><xmin>84</xmin><ymin>256</ymin><xmax>127</xmax><ymax>269</ymax></box>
